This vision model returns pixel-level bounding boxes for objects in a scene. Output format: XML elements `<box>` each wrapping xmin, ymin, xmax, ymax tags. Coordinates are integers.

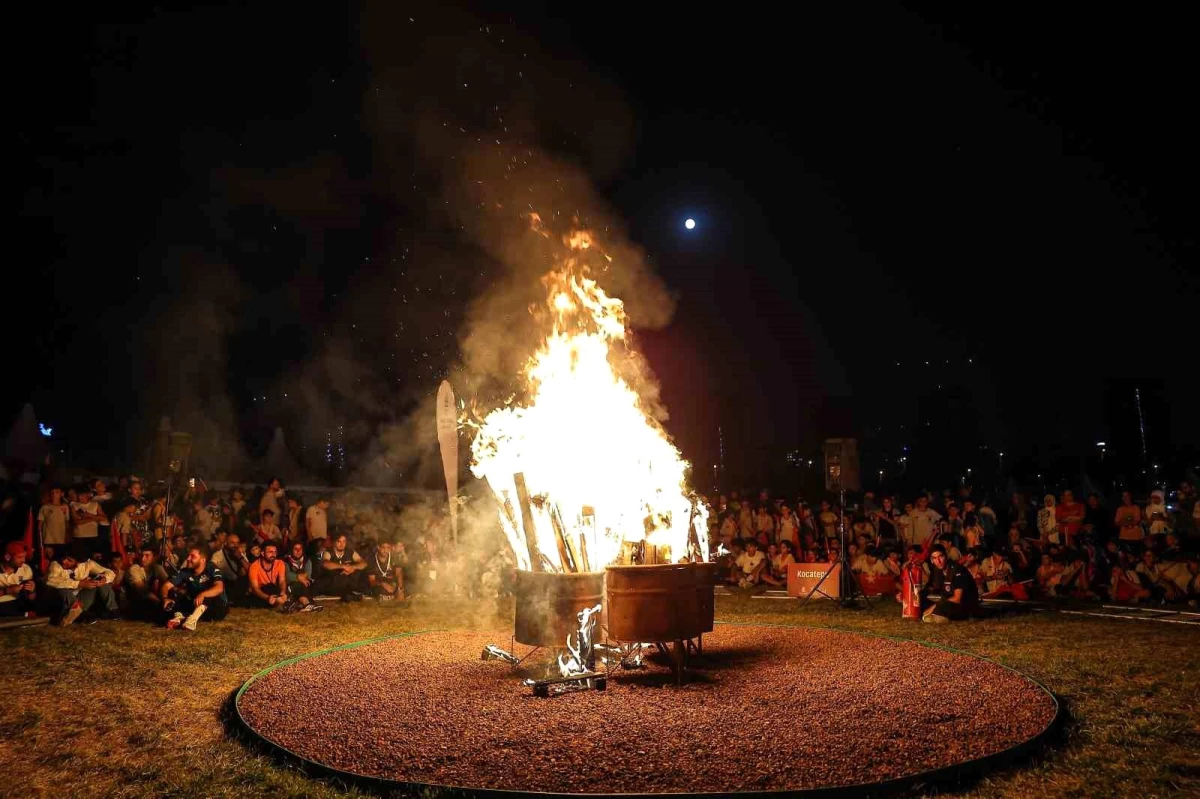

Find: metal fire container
<box><xmin>604</xmin><ymin>563</ymin><xmax>703</xmax><ymax>643</ymax></box>
<box><xmin>513</xmin><ymin>570</ymin><xmax>606</xmax><ymax>647</ymax></box>
<box><xmin>693</xmin><ymin>562</ymin><xmax>719</xmax><ymax>634</ymax></box>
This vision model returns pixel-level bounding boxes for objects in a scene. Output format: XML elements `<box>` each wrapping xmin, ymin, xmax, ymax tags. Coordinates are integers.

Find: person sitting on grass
<box><xmin>284</xmin><ymin>541</ymin><xmax>318</xmax><ymax>609</ymax></box>
<box><xmin>248</xmin><ymin>541</ymin><xmax>291</xmax><ymax>611</ymax></box>
<box><xmin>367</xmin><ymin>540</ymin><xmax>407</xmax><ymax>600</ymax></box>
<box><xmin>45</xmin><ymin>544</ymin><xmax>119</xmax><ymax>626</ymax></box>
<box><xmin>980</xmin><ymin>547</ymin><xmax>1029</xmax><ymax>600</ymax></box>
<box><xmin>251</xmin><ymin>508</ymin><xmax>282</xmax><ymax>546</ymax></box>
<box><xmin>721</xmin><ymin>539</ymin><xmax>745</xmax><ymax>584</ymax></box>
<box><xmin>922</xmin><ymin>545</ymin><xmax>979</xmax><ymax>623</ymax></box>
<box><xmin>1109</xmin><ymin>550</ymin><xmax>1150</xmax><ymax>603</ymax></box>
<box><xmin>318</xmin><ymin>534</ymin><xmax>367</xmax><ymax>601</ymax></box>
<box><xmin>734</xmin><ymin>538</ymin><xmax>767</xmax><ymax>588</ymax></box>
<box><xmin>1054</xmin><ymin>550</ymin><xmax>1099</xmax><ymax>599</ymax></box>
<box><xmin>767</xmin><ymin>540</ymin><xmax>796</xmax><ymax>586</ymax></box>
<box><xmin>161</xmin><ymin>547</ymin><xmax>228</xmax><ymax>630</ymax></box>
<box><xmin>0</xmin><ymin>544</ymin><xmax>37</xmax><ymax>617</ymax></box>
<box><xmin>210</xmin><ymin>532</ymin><xmax>251</xmax><ymax>603</ymax></box>
<box><xmin>125</xmin><ymin>544</ymin><xmax>169</xmax><ymax>620</ymax></box>
<box><xmin>1135</xmin><ymin>549</ymin><xmax>1184</xmax><ymax>603</ymax></box>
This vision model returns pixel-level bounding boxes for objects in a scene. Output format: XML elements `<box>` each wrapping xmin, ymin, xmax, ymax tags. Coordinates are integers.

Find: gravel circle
<box><xmin>237</xmin><ymin>625</ymin><xmax>1057</xmax><ymax>794</ymax></box>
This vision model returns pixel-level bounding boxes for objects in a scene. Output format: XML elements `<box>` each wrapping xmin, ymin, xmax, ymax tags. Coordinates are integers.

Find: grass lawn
<box><xmin>2</xmin><ymin>596</ymin><xmax>1196</xmax><ymax>798</ymax></box>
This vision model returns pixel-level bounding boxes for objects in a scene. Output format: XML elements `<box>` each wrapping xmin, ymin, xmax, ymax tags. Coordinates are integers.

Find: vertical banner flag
<box><xmin>436</xmin><ymin>380</ymin><xmax>459</xmax><ymax>541</ymax></box>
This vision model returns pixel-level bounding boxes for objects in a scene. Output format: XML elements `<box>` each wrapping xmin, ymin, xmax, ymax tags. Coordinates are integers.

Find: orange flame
<box><xmin>470</xmin><ymin>232</ymin><xmax>708</xmax><ymax>571</ymax></box>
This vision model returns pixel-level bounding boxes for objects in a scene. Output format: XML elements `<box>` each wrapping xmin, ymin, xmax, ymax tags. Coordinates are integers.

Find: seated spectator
<box><xmin>1036</xmin><ymin>553</ymin><xmax>1065</xmax><ymax>597</ymax></box>
<box><xmin>883</xmin><ymin>549</ymin><xmax>903</xmax><ymax>579</ymax></box>
<box><xmin>734</xmin><ymin>538</ymin><xmax>767</xmax><ymax>588</ymax></box>
<box><xmin>1110</xmin><ymin>551</ymin><xmax>1151</xmax><ymax>603</ymax></box>
<box><xmin>247</xmin><ymin>541</ymin><xmax>291</xmax><ymax>611</ymax></box>
<box><xmin>108</xmin><ymin>553</ymin><xmax>127</xmax><ymax>601</ymax></box>
<box><xmin>210</xmin><ymin>532</ymin><xmax>251</xmax><ymax>602</ymax></box>
<box><xmin>963</xmin><ymin>514</ymin><xmax>986</xmax><ymax>550</ymax></box>
<box><xmin>922</xmin><ymin>545</ymin><xmax>979</xmax><ymax>623</ymax></box>
<box><xmin>769</xmin><ymin>540</ymin><xmax>796</xmax><ymax>585</ymax></box>
<box><xmin>161</xmin><ymin>547</ymin><xmax>228</xmax><ymax>630</ymax></box>
<box><xmin>1181</xmin><ymin>554</ymin><xmax>1199</xmax><ymax>608</ymax></box>
<box><xmin>284</xmin><ymin>541</ymin><xmax>319</xmax><ymax>609</ymax></box>
<box><xmin>124</xmin><ymin>544</ymin><xmax>169</xmax><ymax>620</ymax></box>
<box><xmin>1055</xmin><ymin>550</ymin><xmax>1098</xmax><ymax>599</ymax></box>
<box><xmin>318</xmin><ymin>534</ymin><xmax>367</xmax><ymax>601</ymax></box>
<box><xmin>45</xmin><ymin>544</ymin><xmax>119</xmax><ymax>626</ymax></box>
<box><xmin>0</xmin><ymin>544</ymin><xmax>37</xmax><ymax>617</ymax></box>
<box><xmin>367</xmin><ymin>540</ymin><xmax>407</xmax><ymax>600</ymax></box>
<box><xmin>1136</xmin><ymin>550</ymin><xmax>1183</xmax><ymax>602</ymax></box>
<box><xmin>721</xmin><ymin>539</ymin><xmax>744</xmax><ymax>584</ymax></box>
<box><xmin>980</xmin><ymin>547</ymin><xmax>1025</xmax><ymax>599</ymax></box>
<box><xmin>163</xmin><ymin>532</ymin><xmax>189</xmax><ymax>575</ymax></box>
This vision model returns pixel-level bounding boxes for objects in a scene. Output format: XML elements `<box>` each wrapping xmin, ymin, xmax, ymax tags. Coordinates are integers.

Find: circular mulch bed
<box><xmin>236</xmin><ymin>625</ymin><xmax>1059</xmax><ymax>795</ymax></box>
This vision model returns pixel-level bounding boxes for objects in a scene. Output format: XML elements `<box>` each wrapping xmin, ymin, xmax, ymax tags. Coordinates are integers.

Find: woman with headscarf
<box><xmin>1144</xmin><ymin>490</ymin><xmax>1172</xmax><ymax>536</ymax></box>
<box><xmin>1037</xmin><ymin>494</ymin><xmax>1061</xmax><ymax>546</ymax></box>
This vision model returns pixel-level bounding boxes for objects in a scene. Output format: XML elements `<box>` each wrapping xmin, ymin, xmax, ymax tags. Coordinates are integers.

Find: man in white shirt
<box><xmin>46</xmin><ymin>546</ymin><xmax>119</xmax><ymax>625</ymax></box>
<box><xmin>734</xmin><ymin>539</ymin><xmax>767</xmax><ymax>587</ymax></box>
<box><xmin>259</xmin><ymin>478</ymin><xmax>285</xmax><ymax>527</ymax></box>
<box><xmin>305</xmin><ymin>496</ymin><xmax>331</xmax><ymax>556</ymax></box>
<box><xmin>907</xmin><ymin>497</ymin><xmax>942</xmax><ymax>549</ymax></box>
<box><xmin>70</xmin><ymin>487</ymin><xmax>108</xmax><ymax>557</ymax></box>
<box><xmin>0</xmin><ymin>545</ymin><xmax>37</xmax><ymax>617</ymax></box>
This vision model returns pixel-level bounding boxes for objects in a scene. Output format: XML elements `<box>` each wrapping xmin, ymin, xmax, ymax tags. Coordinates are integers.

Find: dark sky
<box><xmin>10</xmin><ymin>4</ymin><xmax>1198</xmax><ymax>488</ymax></box>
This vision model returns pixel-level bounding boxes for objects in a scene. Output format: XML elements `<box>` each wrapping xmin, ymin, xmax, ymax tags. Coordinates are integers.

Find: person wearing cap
<box><xmin>0</xmin><ymin>544</ymin><xmax>37</xmax><ymax>617</ymax></box>
<box><xmin>45</xmin><ymin>543</ymin><xmax>119</xmax><ymax>626</ymax></box>
<box><xmin>161</xmin><ymin>546</ymin><xmax>227</xmax><ymax>630</ymax></box>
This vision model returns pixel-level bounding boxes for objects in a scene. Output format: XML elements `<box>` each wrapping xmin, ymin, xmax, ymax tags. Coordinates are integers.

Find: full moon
<box><xmin>684</xmin><ymin>218</ymin><xmax>696</xmax><ymax>230</ymax></box>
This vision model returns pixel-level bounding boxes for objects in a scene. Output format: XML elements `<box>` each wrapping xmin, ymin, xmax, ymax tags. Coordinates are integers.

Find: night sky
<box><xmin>11</xmin><ymin>4</ymin><xmax>1198</xmax><ymax>490</ymax></box>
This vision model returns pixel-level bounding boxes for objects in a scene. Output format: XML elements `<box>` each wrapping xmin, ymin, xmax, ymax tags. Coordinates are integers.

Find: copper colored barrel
<box><xmin>605</xmin><ymin>564</ymin><xmax>702</xmax><ymax>643</ymax></box>
<box><xmin>513</xmin><ymin>570</ymin><xmax>605</xmax><ymax>647</ymax></box>
<box><xmin>693</xmin><ymin>562</ymin><xmax>718</xmax><ymax>633</ymax></box>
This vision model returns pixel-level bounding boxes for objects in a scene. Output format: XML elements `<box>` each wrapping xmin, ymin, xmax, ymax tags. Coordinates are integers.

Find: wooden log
<box><xmin>548</xmin><ymin>502</ymin><xmax>576</xmax><ymax>572</ymax></box>
<box><xmin>512</xmin><ymin>472</ymin><xmax>542</xmax><ymax>572</ymax></box>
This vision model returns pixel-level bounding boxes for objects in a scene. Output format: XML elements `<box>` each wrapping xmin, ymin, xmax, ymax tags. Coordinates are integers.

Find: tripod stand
<box><xmin>798</xmin><ymin>487</ymin><xmax>873</xmax><ymax>609</ymax></box>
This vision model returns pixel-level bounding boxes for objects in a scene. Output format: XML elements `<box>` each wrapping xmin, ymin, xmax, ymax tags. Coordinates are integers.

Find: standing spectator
<box><xmin>1115</xmin><ymin>491</ymin><xmax>1144</xmax><ymax>544</ymax></box>
<box><xmin>908</xmin><ymin>497</ymin><xmax>942</xmax><ymax>549</ymax></box>
<box><xmin>1056</xmin><ymin>490</ymin><xmax>1086</xmax><ymax>547</ymax></box>
<box><xmin>37</xmin><ymin>486</ymin><xmax>70</xmax><ymax>559</ymax></box>
<box><xmin>284</xmin><ymin>496</ymin><xmax>302</xmax><ymax>547</ymax></box>
<box><xmin>1083</xmin><ymin>493</ymin><xmax>1111</xmax><ymax>543</ymax></box>
<box><xmin>127</xmin><ymin>480</ymin><xmax>152</xmax><ymax>550</ymax></box>
<box><xmin>754</xmin><ymin>506</ymin><xmax>776</xmax><ymax>544</ymax></box>
<box><xmin>737</xmin><ymin>502</ymin><xmax>755</xmax><ymax>540</ymax></box>
<box><xmin>1144</xmin><ymin>490</ymin><xmax>1172</xmax><ymax>537</ymax></box>
<box><xmin>45</xmin><ymin>545</ymin><xmax>119</xmax><ymax>626</ymax></box>
<box><xmin>1008</xmin><ymin>493</ymin><xmax>1030</xmax><ymax>533</ymax></box>
<box><xmin>251</xmin><ymin>509</ymin><xmax>282</xmax><ymax>545</ymax></box>
<box><xmin>1037</xmin><ymin>495</ymin><xmax>1062</xmax><ymax>547</ymax></box>
<box><xmin>161</xmin><ymin>547</ymin><xmax>228</xmax><ymax>630</ymax></box>
<box><xmin>873</xmin><ymin>498</ymin><xmax>900</xmax><ymax>546</ymax></box>
<box><xmin>305</xmin><ymin>496</ymin><xmax>331</xmax><ymax>556</ymax></box>
<box><xmin>163</xmin><ymin>532</ymin><xmax>188</xmax><ymax>575</ymax></box>
<box><xmin>70</xmin><ymin>487</ymin><xmax>107</xmax><ymax>560</ymax></box>
<box><xmin>817</xmin><ymin>501</ymin><xmax>839</xmax><ymax>540</ymax></box>
<box><xmin>777</xmin><ymin>503</ymin><xmax>799</xmax><ymax>550</ymax></box>
<box><xmin>259</xmin><ymin>478</ymin><xmax>285</xmax><ymax>527</ymax></box>
<box><xmin>91</xmin><ymin>479</ymin><xmax>113</xmax><ymax>553</ymax></box>
<box><xmin>111</xmin><ymin>498</ymin><xmax>138</xmax><ymax>565</ymax></box>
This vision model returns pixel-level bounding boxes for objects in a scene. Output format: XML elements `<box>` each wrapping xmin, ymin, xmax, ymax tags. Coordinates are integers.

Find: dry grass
<box><xmin>2</xmin><ymin>595</ymin><xmax>1196</xmax><ymax>798</ymax></box>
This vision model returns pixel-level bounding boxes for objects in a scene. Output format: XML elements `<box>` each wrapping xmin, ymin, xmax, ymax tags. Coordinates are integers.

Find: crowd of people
<box><xmin>3</xmin><ymin>471</ymin><xmax>1198</xmax><ymax>630</ymax></box>
<box><xmin>1</xmin><ymin>475</ymin><xmax>501</xmax><ymax>628</ymax></box>
<box><xmin>713</xmin><ymin>481</ymin><xmax>1200</xmax><ymax>620</ymax></box>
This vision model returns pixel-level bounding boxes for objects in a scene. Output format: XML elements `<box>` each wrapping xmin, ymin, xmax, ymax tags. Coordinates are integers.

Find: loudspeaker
<box><xmin>823</xmin><ymin>438</ymin><xmax>860</xmax><ymax>492</ymax></box>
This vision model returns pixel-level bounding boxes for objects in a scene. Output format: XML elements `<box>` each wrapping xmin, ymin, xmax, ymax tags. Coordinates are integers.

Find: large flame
<box><xmin>469</xmin><ymin>235</ymin><xmax>708</xmax><ymax>572</ymax></box>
